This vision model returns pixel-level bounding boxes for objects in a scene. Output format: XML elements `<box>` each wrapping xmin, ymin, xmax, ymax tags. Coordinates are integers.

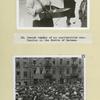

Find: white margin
<box><xmin>16</xmin><ymin>0</ymin><xmax>90</xmax><ymax>30</ymax></box>
<box><xmin>13</xmin><ymin>54</ymin><xmax>86</xmax><ymax>100</ymax></box>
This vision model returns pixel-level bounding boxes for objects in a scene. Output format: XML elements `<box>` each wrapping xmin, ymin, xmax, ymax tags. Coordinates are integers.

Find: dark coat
<box><xmin>63</xmin><ymin>0</ymin><xmax>76</xmax><ymax>18</ymax></box>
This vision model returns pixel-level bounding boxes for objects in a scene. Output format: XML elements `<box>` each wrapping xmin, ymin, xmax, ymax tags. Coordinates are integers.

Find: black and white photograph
<box><xmin>14</xmin><ymin>56</ymin><xmax>85</xmax><ymax>100</ymax></box>
<box><xmin>17</xmin><ymin>0</ymin><xmax>88</xmax><ymax>28</ymax></box>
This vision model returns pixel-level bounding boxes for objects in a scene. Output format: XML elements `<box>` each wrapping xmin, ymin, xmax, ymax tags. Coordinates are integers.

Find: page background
<box><xmin>0</xmin><ymin>0</ymin><xmax>100</xmax><ymax>100</ymax></box>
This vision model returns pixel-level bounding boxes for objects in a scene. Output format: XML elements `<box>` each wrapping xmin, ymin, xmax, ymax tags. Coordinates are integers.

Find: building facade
<box><xmin>15</xmin><ymin>57</ymin><xmax>84</xmax><ymax>86</ymax></box>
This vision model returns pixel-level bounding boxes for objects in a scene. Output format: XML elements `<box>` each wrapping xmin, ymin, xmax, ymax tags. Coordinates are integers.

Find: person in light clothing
<box><xmin>26</xmin><ymin>0</ymin><xmax>54</xmax><ymax>27</ymax></box>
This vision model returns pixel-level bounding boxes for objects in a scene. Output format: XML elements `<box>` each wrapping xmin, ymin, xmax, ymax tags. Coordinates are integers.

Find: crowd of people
<box><xmin>16</xmin><ymin>79</ymin><xmax>84</xmax><ymax>100</ymax></box>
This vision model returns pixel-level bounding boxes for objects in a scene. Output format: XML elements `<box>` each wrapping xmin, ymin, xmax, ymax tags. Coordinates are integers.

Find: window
<box><xmin>59</xmin><ymin>68</ymin><xmax>62</xmax><ymax>74</ymax></box>
<box><xmin>24</xmin><ymin>81</ymin><xmax>28</xmax><ymax>85</ymax></box>
<box><xmin>23</xmin><ymin>61</ymin><xmax>27</xmax><ymax>67</ymax></box>
<box><xmin>72</xmin><ymin>65</ymin><xmax>78</xmax><ymax>74</ymax></box>
<box><xmin>71</xmin><ymin>57</ymin><xmax>77</xmax><ymax>64</ymax></box>
<box><xmin>33</xmin><ymin>60</ymin><xmax>36</xmax><ymax>65</ymax></box>
<box><xmin>66</xmin><ymin>68</ymin><xmax>70</xmax><ymax>74</ymax></box>
<box><xmin>53</xmin><ymin>69</ymin><xmax>56</xmax><ymax>74</ymax></box>
<box><xmin>16</xmin><ymin>71</ymin><xmax>20</xmax><ymax>76</ymax></box>
<box><xmin>79</xmin><ymin>59</ymin><xmax>81</xmax><ymax>64</ymax></box>
<box><xmin>23</xmin><ymin>71</ymin><xmax>28</xmax><ymax>78</ymax></box>
<box><xmin>16</xmin><ymin>82</ymin><xmax>21</xmax><ymax>86</ymax></box>
<box><xmin>23</xmin><ymin>61</ymin><xmax>27</xmax><ymax>65</ymax></box>
<box><xmin>46</xmin><ymin>70</ymin><xmax>49</xmax><ymax>74</ymax></box>
<box><xmin>53</xmin><ymin>60</ymin><xmax>55</xmax><ymax>64</ymax></box>
<box><xmin>16</xmin><ymin>61</ymin><xmax>20</xmax><ymax>68</ymax></box>
<box><xmin>78</xmin><ymin>68</ymin><xmax>81</xmax><ymax>73</ymax></box>
<box><xmin>67</xmin><ymin>61</ymin><xmax>70</xmax><ymax>65</ymax></box>
<box><xmin>34</xmin><ymin>68</ymin><xmax>36</xmax><ymax>74</ymax></box>
<box><xmin>60</xmin><ymin>59</ymin><xmax>63</xmax><ymax>64</ymax></box>
<box><xmin>40</xmin><ymin>68</ymin><xmax>43</xmax><ymax>74</ymax></box>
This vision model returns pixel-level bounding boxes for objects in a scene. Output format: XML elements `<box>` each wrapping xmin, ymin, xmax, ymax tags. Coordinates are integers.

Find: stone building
<box><xmin>15</xmin><ymin>57</ymin><xmax>84</xmax><ymax>86</ymax></box>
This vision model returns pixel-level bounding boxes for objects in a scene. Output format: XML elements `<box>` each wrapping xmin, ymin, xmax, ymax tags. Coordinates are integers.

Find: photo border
<box><xmin>16</xmin><ymin>0</ymin><xmax>90</xmax><ymax>30</ymax></box>
<box><xmin>13</xmin><ymin>54</ymin><xmax>86</xmax><ymax>100</ymax></box>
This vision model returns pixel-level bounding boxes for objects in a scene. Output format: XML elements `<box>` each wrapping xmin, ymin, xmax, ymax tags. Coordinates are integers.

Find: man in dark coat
<box><xmin>64</xmin><ymin>0</ymin><xmax>76</xmax><ymax>26</ymax></box>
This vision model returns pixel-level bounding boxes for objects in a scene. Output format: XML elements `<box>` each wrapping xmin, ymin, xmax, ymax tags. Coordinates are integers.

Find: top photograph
<box><xmin>17</xmin><ymin>0</ymin><xmax>88</xmax><ymax>29</ymax></box>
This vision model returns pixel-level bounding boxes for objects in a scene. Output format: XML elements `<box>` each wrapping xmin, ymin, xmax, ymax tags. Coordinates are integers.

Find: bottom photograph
<box><xmin>14</xmin><ymin>56</ymin><xmax>85</xmax><ymax>100</ymax></box>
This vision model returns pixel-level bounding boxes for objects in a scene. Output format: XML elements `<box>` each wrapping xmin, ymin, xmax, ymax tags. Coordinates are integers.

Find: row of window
<box><xmin>16</xmin><ymin>71</ymin><xmax>28</xmax><ymax>78</ymax></box>
<box><xmin>16</xmin><ymin>59</ymin><xmax>81</xmax><ymax>68</ymax></box>
<box><xmin>16</xmin><ymin>68</ymin><xmax>71</xmax><ymax>78</ymax></box>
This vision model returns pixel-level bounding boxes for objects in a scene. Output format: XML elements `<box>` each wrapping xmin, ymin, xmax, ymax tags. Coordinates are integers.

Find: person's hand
<box><xmin>35</xmin><ymin>8</ymin><xmax>43</xmax><ymax>14</ymax></box>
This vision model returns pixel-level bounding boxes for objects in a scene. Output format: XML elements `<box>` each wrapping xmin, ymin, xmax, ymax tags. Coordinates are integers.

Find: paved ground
<box><xmin>18</xmin><ymin>0</ymin><xmax>83</xmax><ymax>28</ymax></box>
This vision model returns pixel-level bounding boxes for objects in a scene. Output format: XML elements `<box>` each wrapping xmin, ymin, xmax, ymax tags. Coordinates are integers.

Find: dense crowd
<box><xmin>16</xmin><ymin>79</ymin><xmax>84</xmax><ymax>100</ymax></box>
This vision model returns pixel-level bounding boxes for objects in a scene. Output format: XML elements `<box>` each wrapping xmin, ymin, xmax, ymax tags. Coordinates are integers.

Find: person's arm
<box><xmin>26</xmin><ymin>0</ymin><xmax>36</xmax><ymax>16</ymax></box>
<box><xmin>26</xmin><ymin>0</ymin><xmax>43</xmax><ymax>16</ymax></box>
